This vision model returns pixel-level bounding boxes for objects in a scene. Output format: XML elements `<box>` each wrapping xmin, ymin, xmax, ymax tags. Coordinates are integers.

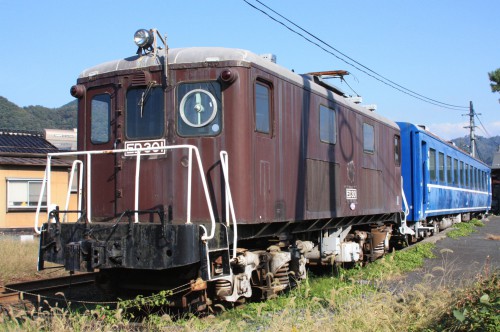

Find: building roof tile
<box><xmin>0</xmin><ymin>130</ymin><xmax>59</xmax><ymax>154</ymax></box>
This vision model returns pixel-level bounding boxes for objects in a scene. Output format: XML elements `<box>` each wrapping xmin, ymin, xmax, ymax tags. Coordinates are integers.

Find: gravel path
<box><xmin>392</xmin><ymin>216</ymin><xmax>500</xmax><ymax>291</ymax></box>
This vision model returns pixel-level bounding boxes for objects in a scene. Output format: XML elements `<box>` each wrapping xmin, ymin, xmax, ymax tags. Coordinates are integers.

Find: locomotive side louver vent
<box><xmin>131</xmin><ymin>71</ymin><xmax>152</xmax><ymax>86</ymax></box>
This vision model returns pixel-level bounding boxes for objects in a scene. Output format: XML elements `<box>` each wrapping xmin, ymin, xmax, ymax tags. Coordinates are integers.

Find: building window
<box><xmin>363</xmin><ymin>123</ymin><xmax>375</xmax><ymax>153</ymax></box>
<box><xmin>68</xmin><ymin>170</ymin><xmax>79</xmax><ymax>193</ymax></box>
<box><xmin>429</xmin><ymin>148</ymin><xmax>436</xmax><ymax>181</ymax></box>
<box><xmin>394</xmin><ymin>135</ymin><xmax>401</xmax><ymax>166</ymax></box>
<box><xmin>7</xmin><ymin>179</ymin><xmax>46</xmax><ymax>210</ymax></box>
<box><xmin>91</xmin><ymin>94</ymin><xmax>111</xmax><ymax>144</ymax></box>
<box><xmin>255</xmin><ymin>81</ymin><xmax>271</xmax><ymax>134</ymax></box>
<box><xmin>319</xmin><ymin>105</ymin><xmax>336</xmax><ymax>144</ymax></box>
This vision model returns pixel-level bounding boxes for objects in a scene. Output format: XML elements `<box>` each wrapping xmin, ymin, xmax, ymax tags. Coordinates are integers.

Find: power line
<box><xmin>243</xmin><ymin>0</ymin><xmax>469</xmax><ymax>111</ymax></box>
<box><xmin>475</xmin><ymin>113</ymin><xmax>492</xmax><ymax>138</ymax></box>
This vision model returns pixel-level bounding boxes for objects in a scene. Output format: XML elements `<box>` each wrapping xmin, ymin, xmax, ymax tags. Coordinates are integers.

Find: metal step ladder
<box><xmin>200</xmin><ymin>223</ymin><xmax>232</xmax><ymax>281</ymax></box>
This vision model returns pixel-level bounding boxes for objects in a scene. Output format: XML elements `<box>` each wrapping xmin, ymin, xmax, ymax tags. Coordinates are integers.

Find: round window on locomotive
<box><xmin>179</xmin><ymin>89</ymin><xmax>218</xmax><ymax>128</ymax></box>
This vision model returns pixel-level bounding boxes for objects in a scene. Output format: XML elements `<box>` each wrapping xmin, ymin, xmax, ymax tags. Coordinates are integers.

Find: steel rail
<box><xmin>0</xmin><ymin>273</ymin><xmax>97</xmax><ymax>305</ymax></box>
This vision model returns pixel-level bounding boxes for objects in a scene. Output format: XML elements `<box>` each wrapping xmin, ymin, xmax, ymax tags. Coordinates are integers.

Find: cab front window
<box><xmin>91</xmin><ymin>94</ymin><xmax>110</xmax><ymax>144</ymax></box>
<box><xmin>177</xmin><ymin>81</ymin><xmax>222</xmax><ymax>137</ymax></box>
<box><xmin>126</xmin><ymin>86</ymin><xmax>164</xmax><ymax>139</ymax></box>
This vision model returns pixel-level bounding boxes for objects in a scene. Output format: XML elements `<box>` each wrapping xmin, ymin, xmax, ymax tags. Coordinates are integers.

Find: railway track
<box><xmin>0</xmin><ymin>273</ymin><xmax>97</xmax><ymax>306</ymax></box>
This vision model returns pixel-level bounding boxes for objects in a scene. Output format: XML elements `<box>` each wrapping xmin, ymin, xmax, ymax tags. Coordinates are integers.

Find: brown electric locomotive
<box><xmin>37</xmin><ymin>29</ymin><xmax>403</xmax><ymax>309</ymax></box>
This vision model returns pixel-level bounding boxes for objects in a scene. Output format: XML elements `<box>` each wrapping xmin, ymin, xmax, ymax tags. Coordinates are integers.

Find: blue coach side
<box><xmin>397</xmin><ymin>122</ymin><xmax>491</xmax><ymax>237</ymax></box>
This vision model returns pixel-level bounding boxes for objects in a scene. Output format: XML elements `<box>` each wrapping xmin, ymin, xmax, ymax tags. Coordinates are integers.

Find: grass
<box><xmin>447</xmin><ymin>218</ymin><xmax>484</xmax><ymax>239</ymax></box>
<box><xmin>0</xmin><ymin>218</ymin><xmax>494</xmax><ymax>331</ymax></box>
<box><xmin>0</xmin><ymin>236</ymin><xmax>67</xmax><ymax>285</ymax></box>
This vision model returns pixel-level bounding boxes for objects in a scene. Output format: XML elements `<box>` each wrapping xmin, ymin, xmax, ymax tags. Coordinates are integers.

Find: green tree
<box><xmin>488</xmin><ymin>68</ymin><xmax>500</xmax><ymax>93</ymax></box>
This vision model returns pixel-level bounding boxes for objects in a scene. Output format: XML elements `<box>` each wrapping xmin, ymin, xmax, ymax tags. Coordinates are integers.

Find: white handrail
<box><xmin>87</xmin><ymin>154</ymin><xmax>92</xmax><ymax>223</ymax></box>
<box><xmin>63</xmin><ymin>160</ymin><xmax>83</xmax><ymax>223</ymax></box>
<box><xmin>401</xmin><ymin>176</ymin><xmax>410</xmax><ymax>220</ymax></box>
<box><xmin>134</xmin><ymin>150</ymin><xmax>141</xmax><ymax>223</ymax></box>
<box><xmin>187</xmin><ymin>148</ymin><xmax>193</xmax><ymax>224</ymax></box>
<box><xmin>399</xmin><ymin>176</ymin><xmax>415</xmax><ymax>236</ymax></box>
<box><xmin>34</xmin><ymin>145</ymin><xmax>218</xmax><ymax>240</ymax></box>
<box><xmin>34</xmin><ymin>155</ymin><xmax>51</xmax><ymax>234</ymax></box>
<box><xmin>220</xmin><ymin>151</ymin><xmax>238</xmax><ymax>259</ymax></box>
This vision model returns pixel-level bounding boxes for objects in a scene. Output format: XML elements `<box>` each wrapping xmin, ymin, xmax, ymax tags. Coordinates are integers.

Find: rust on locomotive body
<box><xmin>38</xmin><ymin>29</ymin><xmax>404</xmax><ymax>307</ymax></box>
<box><xmin>73</xmin><ymin>48</ymin><xmax>401</xmax><ymax>226</ymax></box>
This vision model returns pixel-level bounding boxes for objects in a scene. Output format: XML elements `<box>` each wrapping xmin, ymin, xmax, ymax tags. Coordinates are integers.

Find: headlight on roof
<box><xmin>134</xmin><ymin>29</ymin><xmax>154</xmax><ymax>48</ymax></box>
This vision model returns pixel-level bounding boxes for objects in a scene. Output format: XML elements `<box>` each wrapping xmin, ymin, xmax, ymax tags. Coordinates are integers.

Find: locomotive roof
<box><xmin>79</xmin><ymin>47</ymin><xmax>398</xmax><ymax>130</ymax></box>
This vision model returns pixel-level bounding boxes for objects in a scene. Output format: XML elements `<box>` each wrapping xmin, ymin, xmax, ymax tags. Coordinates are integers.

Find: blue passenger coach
<box><xmin>397</xmin><ymin>122</ymin><xmax>491</xmax><ymax>237</ymax></box>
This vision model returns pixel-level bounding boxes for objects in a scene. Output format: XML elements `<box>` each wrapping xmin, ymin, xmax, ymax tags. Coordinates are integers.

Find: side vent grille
<box><xmin>131</xmin><ymin>71</ymin><xmax>152</xmax><ymax>86</ymax></box>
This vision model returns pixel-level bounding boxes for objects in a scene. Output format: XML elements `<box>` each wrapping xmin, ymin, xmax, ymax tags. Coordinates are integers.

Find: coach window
<box><xmin>478</xmin><ymin>170</ymin><xmax>482</xmax><ymax>190</ymax></box>
<box><xmin>469</xmin><ymin>166</ymin><xmax>472</xmax><ymax>189</ymax></box>
<box><xmin>470</xmin><ymin>165</ymin><xmax>473</xmax><ymax>188</ymax></box>
<box><xmin>127</xmin><ymin>85</ymin><xmax>164</xmax><ymax>139</ymax></box>
<box><xmin>91</xmin><ymin>94</ymin><xmax>110</xmax><ymax>144</ymax></box>
<box><xmin>446</xmin><ymin>156</ymin><xmax>452</xmax><ymax>184</ymax></box>
<box><xmin>460</xmin><ymin>161</ymin><xmax>464</xmax><ymax>187</ymax></box>
<box><xmin>363</xmin><ymin>123</ymin><xmax>375</xmax><ymax>153</ymax></box>
<box><xmin>319</xmin><ymin>105</ymin><xmax>336</xmax><ymax>144</ymax></box>
<box><xmin>438</xmin><ymin>152</ymin><xmax>445</xmax><ymax>182</ymax></box>
<box><xmin>394</xmin><ymin>135</ymin><xmax>401</xmax><ymax>166</ymax></box>
<box><xmin>471</xmin><ymin>167</ymin><xmax>474</xmax><ymax>189</ymax></box>
<box><xmin>465</xmin><ymin>164</ymin><xmax>469</xmax><ymax>188</ymax></box>
<box><xmin>453</xmin><ymin>158</ymin><xmax>459</xmax><ymax>186</ymax></box>
<box><xmin>475</xmin><ymin>168</ymin><xmax>478</xmax><ymax>189</ymax></box>
<box><xmin>429</xmin><ymin>148</ymin><xmax>436</xmax><ymax>181</ymax></box>
<box><xmin>255</xmin><ymin>81</ymin><xmax>272</xmax><ymax>134</ymax></box>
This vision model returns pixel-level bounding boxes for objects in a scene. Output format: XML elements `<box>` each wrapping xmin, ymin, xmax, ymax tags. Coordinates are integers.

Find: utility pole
<box><xmin>463</xmin><ymin>101</ymin><xmax>479</xmax><ymax>157</ymax></box>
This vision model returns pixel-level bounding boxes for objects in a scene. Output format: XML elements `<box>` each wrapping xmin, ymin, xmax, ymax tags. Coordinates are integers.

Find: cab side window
<box><xmin>255</xmin><ymin>81</ymin><xmax>272</xmax><ymax>134</ymax></box>
<box><xmin>319</xmin><ymin>105</ymin><xmax>337</xmax><ymax>144</ymax></box>
<box><xmin>394</xmin><ymin>135</ymin><xmax>401</xmax><ymax>166</ymax></box>
<box><xmin>363</xmin><ymin>123</ymin><xmax>375</xmax><ymax>153</ymax></box>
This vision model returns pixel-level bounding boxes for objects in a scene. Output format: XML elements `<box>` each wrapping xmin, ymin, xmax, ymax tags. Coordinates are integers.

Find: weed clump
<box><xmin>428</xmin><ymin>271</ymin><xmax>499</xmax><ymax>331</ymax></box>
<box><xmin>447</xmin><ymin>219</ymin><xmax>484</xmax><ymax>239</ymax></box>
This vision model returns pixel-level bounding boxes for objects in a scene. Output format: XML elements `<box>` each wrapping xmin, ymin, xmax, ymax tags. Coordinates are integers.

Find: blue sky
<box><xmin>1</xmin><ymin>0</ymin><xmax>499</xmax><ymax>140</ymax></box>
